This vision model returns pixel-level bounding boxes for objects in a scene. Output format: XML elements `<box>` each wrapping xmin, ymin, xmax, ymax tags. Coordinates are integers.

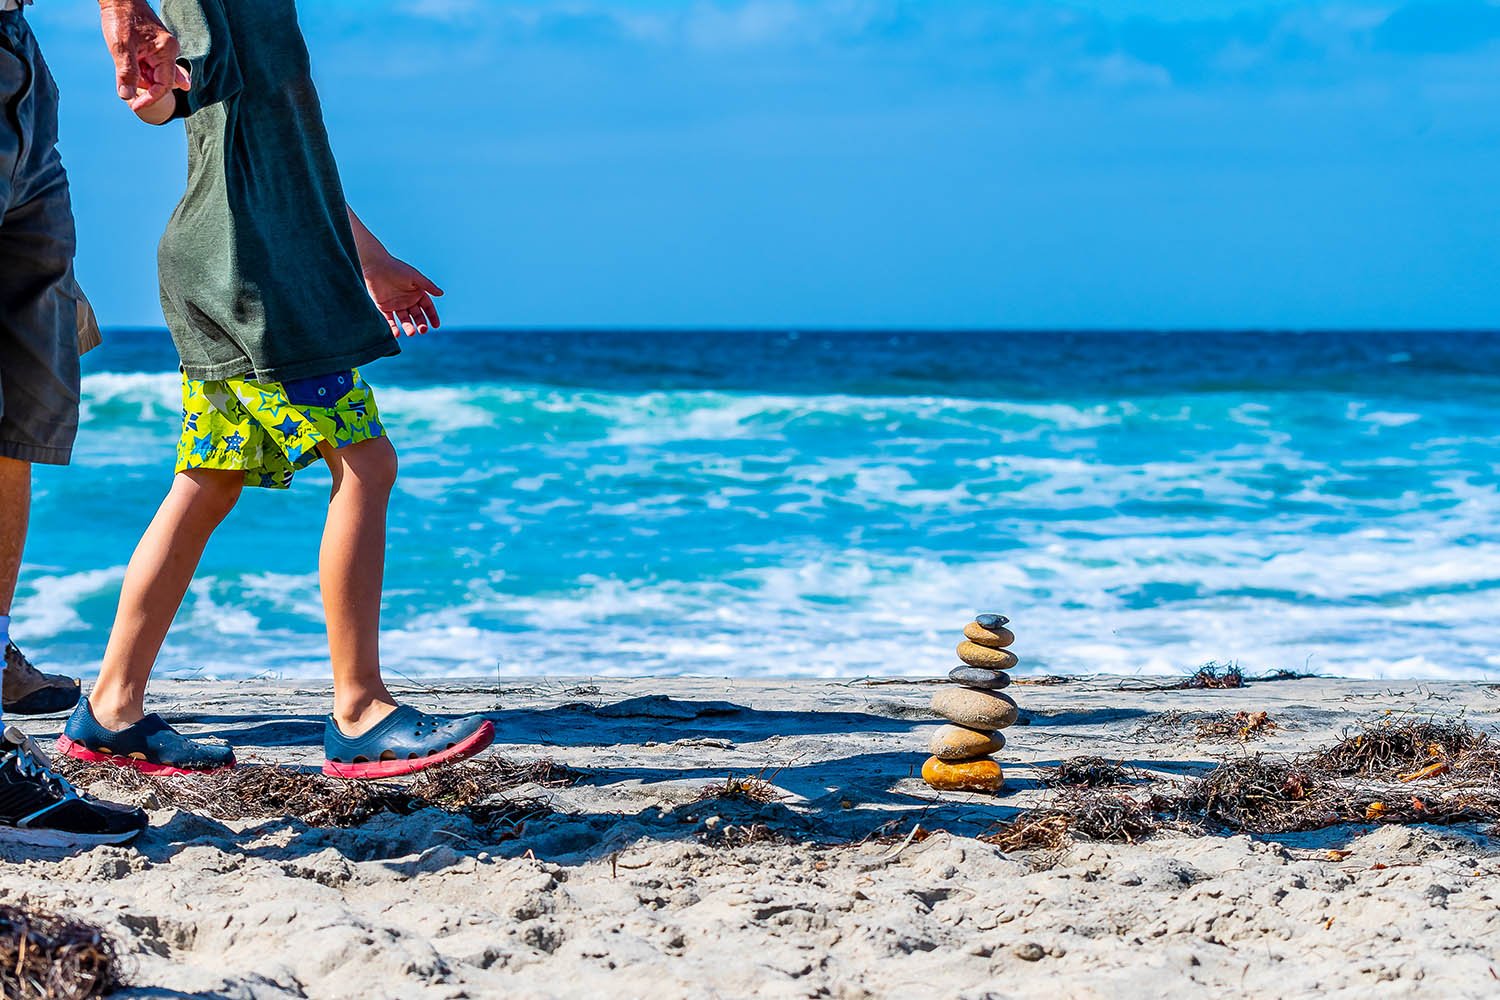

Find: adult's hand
<box><xmin>98</xmin><ymin>0</ymin><xmax>190</xmax><ymax>111</ymax></box>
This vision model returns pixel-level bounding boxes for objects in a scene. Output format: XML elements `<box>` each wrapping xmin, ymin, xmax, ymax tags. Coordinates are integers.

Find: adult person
<box><xmin>0</xmin><ymin>0</ymin><xmax>185</xmax><ymax>845</ymax></box>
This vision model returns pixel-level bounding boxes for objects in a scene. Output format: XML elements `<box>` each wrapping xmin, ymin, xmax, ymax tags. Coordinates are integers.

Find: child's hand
<box><xmin>362</xmin><ymin>256</ymin><xmax>444</xmax><ymax>337</ymax></box>
<box><xmin>134</xmin><ymin>66</ymin><xmax>189</xmax><ymax>126</ymax></box>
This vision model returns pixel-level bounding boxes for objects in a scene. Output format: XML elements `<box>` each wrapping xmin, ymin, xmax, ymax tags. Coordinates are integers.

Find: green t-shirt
<box><xmin>157</xmin><ymin>0</ymin><xmax>397</xmax><ymax>382</ymax></box>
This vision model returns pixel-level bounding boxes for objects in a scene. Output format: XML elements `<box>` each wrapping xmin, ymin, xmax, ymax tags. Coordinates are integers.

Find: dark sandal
<box><xmin>322</xmin><ymin>705</ymin><xmax>494</xmax><ymax>779</ymax></box>
<box><xmin>57</xmin><ymin>699</ymin><xmax>236</xmax><ymax>776</ymax></box>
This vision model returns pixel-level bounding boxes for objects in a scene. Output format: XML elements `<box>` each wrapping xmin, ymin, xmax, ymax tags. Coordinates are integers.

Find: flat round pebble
<box><xmin>931</xmin><ymin>687</ymin><xmax>1019</xmax><ymax>729</ymax></box>
<box><xmin>922</xmin><ymin>755</ymin><xmax>1004</xmax><ymax>793</ymax></box>
<box><xmin>929</xmin><ymin>724</ymin><xmax>1005</xmax><ymax>760</ymax></box>
<box><xmin>963</xmin><ymin>622</ymin><xmax>1015</xmax><ymax>647</ymax></box>
<box><xmin>948</xmin><ymin>665</ymin><xmax>1010</xmax><ymax>689</ymax></box>
<box><xmin>957</xmin><ymin>641</ymin><xmax>1019</xmax><ymax>670</ymax></box>
<box><xmin>974</xmin><ymin>613</ymin><xmax>1010</xmax><ymax>630</ymax></box>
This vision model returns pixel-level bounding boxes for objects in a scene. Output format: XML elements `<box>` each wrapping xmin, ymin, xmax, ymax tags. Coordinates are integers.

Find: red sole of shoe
<box><xmin>55</xmin><ymin>735</ymin><xmax>236</xmax><ymax>777</ymax></box>
<box><xmin>321</xmin><ymin>720</ymin><xmax>496</xmax><ymax>780</ymax></box>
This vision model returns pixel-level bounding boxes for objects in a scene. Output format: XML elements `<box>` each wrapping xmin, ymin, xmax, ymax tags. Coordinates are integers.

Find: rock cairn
<box><xmin>922</xmin><ymin>613</ymin><xmax>1019</xmax><ymax>794</ymax></box>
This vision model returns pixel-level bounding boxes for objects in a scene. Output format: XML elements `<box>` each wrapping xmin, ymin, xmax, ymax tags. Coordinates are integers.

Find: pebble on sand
<box><xmin>931</xmin><ymin>687</ymin><xmax>1019</xmax><ymax>730</ymax></box>
<box><xmin>929</xmin><ymin>724</ymin><xmax>1005</xmax><ymax>761</ymax></box>
<box><xmin>956</xmin><ymin>641</ymin><xmax>1019</xmax><ymax>670</ymax></box>
<box><xmin>962</xmin><ymin>622</ymin><xmax>1015</xmax><ymax>648</ymax></box>
<box><xmin>921</xmin><ymin>755</ymin><xmax>1004</xmax><ymax>793</ymax></box>
<box><xmin>948</xmin><ymin>665</ymin><xmax>1010</xmax><ymax>690</ymax></box>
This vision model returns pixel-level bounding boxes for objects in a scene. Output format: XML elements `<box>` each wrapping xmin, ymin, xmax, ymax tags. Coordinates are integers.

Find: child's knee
<box><xmin>348</xmin><ymin>438</ymin><xmax>398</xmax><ymax>494</ymax></box>
<box><xmin>176</xmin><ymin>470</ymin><xmax>244</xmax><ymax>522</ymax></box>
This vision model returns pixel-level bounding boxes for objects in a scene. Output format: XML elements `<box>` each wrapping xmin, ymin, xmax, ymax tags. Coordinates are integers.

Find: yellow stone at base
<box><xmin>922</xmin><ymin>755</ymin><xmax>1004</xmax><ymax>793</ymax></box>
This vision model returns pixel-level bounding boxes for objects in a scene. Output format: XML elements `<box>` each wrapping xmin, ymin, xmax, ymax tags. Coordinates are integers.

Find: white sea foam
<box><xmin>33</xmin><ymin>374</ymin><xmax>1500</xmax><ymax>682</ymax></box>
<box><xmin>11</xmin><ymin>567</ymin><xmax>126</xmax><ymax>639</ymax></box>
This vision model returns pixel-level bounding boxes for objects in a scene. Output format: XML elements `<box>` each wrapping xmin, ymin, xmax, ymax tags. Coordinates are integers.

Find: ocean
<box><xmin>17</xmin><ymin>329</ymin><xmax>1500</xmax><ymax>682</ymax></box>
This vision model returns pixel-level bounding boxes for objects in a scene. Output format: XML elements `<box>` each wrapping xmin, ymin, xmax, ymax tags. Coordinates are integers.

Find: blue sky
<box><xmin>29</xmin><ymin>0</ymin><xmax>1500</xmax><ymax>329</ymax></box>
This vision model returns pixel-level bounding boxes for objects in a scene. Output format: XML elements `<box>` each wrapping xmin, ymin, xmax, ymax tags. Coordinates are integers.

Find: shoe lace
<box><xmin>3</xmin><ymin>643</ymin><xmax>44</xmax><ymax>684</ymax></box>
<box><xmin>4</xmin><ymin>727</ymin><xmax>80</xmax><ymax>802</ymax></box>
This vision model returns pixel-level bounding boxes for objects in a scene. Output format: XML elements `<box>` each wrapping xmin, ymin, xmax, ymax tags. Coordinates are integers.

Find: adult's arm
<box><xmin>97</xmin><ymin>0</ymin><xmax>190</xmax><ymax>110</ymax></box>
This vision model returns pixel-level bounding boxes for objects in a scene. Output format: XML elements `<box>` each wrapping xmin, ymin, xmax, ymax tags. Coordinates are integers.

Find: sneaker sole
<box><xmin>0</xmin><ymin>824</ymin><xmax>145</xmax><ymax>848</ymax></box>
<box><xmin>322</xmin><ymin>720</ymin><xmax>495</xmax><ymax>780</ymax></box>
<box><xmin>55</xmin><ymin>735</ymin><xmax>236</xmax><ymax>777</ymax></box>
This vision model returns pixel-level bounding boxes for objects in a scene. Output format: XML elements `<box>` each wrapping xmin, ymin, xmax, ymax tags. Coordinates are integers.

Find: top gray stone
<box><xmin>975</xmin><ymin>613</ymin><xmax>1010</xmax><ymax>629</ymax></box>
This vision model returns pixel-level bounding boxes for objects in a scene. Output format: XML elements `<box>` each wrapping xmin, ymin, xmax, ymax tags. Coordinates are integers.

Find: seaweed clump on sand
<box><xmin>1166</xmin><ymin>755</ymin><xmax>1323</xmax><ymax>834</ymax></box>
<box><xmin>1195</xmin><ymin>710</ymin><xmax>1277</xmax><ymax>743</ymax></box>
<box><xmin>1177</xmin><ymin>662</ymin><xmax>1245</xmax><ymax>690</ymax></box>
<box><xmin>1042</xmin><ymin>756</ymin><xmax>1141</xmax><ymax>788</ymax></box>
<box><xmin>984</xmin><ymin>789</ymin><xmax>1161</xmax><ymax>855</ymax></box>
<box><xmin>1305</xmin><ymin>717</ymin><xmax>1499</xmax><ymax>782</ymax></box>
<box><xmin>985</xmin><ymin>715</ymin><xmax>1500</xmax><ymax>850</ymax></box>
<box><xmin>1169</xmin><ymin>716</ymin><xmax>1500</xmax><ymax>834</ymax></box>
<box><xmin>56</xmin><ymin>755</ymin><xmax>583</xmax><ymax>831</ymax></box>
<box><xmin>0</xmin><ymin>904</ymin><xmax>121</xmax><ymax>1000</ymax></box>
<box><xmin>696</xmin><ymin>776</ymin><xmax>781</xmax><ymax>805</ymax></box>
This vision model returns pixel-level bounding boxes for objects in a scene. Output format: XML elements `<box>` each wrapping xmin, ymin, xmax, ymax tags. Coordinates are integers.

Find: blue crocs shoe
<box><xmin>323</xmin><ymin>705</ymin><xmax>495</xmax><ymax>779</ymax></box>
<box><xmin>56</xmin><ymin>699</ymin><xmax>236</xmax><ymax>776</ymax></box>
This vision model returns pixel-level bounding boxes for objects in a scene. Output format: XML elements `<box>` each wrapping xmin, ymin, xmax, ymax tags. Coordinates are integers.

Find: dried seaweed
<box><xmin>982</xmin><ymin>813</ymin><xmax>1071</xmax><ymax>853</ymax></box>
<box><xmin>56</xmin><ymin>755</ymin><xmax>581</xmax><ymax>830</ymax></box>
<box><xmin>1176</xmin><ymin>662</ymin><xmax>1245</xmax><ymax>690</ymax></box>
<box><xmin>1306</xmin><ymin>717</ymin><xmax>1493</xmax><ymax>781</ymax></box>
<box><xmin>695</xmin><ymin>776</ymin><xmax>781</xmax><ymax>804</ymax></box>
<box><xmin>1168</xmin><ymin>756</ymin><xmax>1323</xmax><ymax>834</ymax></box>
<box><xmin>1252</xmin><ymin>668</ymin><xmax>1315</xmax><ymax>682</ymax></box>
<box><xmin>0</xmin><ymin>905</ymin><xmax>120</xmax><ymax>1000</ymax></box>
<box><xmin>1195</xmin><ymin>710</ymin><xmax>1277</xmax><ymax>743</ymax></box>
<box><xmin>968</xmin><ymin>715</ymin><xmax>1500</xmax><ymax>848</ymax></box>
<box><xmin>1167</xmin><ymin>717</ymin><xmax>1500</xmax><ymax>834</ymax></box>
<box><xmin>1060</xmin><ymin>790</ymin><xmax>1161</xmax><ymax>842</ymax></box>
<box><xmin>1128</xmin><ymin>710</ymin><xmax>1192</xmax><ymax>743</ymax></box>
<box><xmin>983</xmin><ymin>790</ymin><xmax>1160</xmax><ymax>855</ymax></box>
<box><xmin>1042</xmin><ymin>756</ymin><xmax>1141</xmax><ymax>788</ymax></box>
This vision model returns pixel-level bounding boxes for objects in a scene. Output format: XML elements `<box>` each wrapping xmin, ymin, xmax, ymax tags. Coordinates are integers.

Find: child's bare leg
<box><xmin>90</xmin><ymin>470</ymin><xmax>244</xmax><ymax>728</ymax></box>
<box><xmin>319</xmin><ymin>435</ymin><xmax>399</xmax><ymax>735</ymax></box>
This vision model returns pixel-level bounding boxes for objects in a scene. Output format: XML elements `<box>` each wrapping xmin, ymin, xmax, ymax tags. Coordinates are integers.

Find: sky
<box><xmin>26</xmin><ymin>0</ymin><xmax>1500</xmax><ymax>329</ymax></box>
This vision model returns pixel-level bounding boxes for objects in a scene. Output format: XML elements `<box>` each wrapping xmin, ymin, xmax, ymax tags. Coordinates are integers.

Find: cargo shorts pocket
<box><xmin>280</xmin><ymin>370</ymin><xmax>355</xmax><ymax>409</ymax></box>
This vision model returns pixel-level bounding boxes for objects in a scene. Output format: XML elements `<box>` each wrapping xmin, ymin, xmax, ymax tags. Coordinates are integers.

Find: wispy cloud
<box><xmin>321</xmin><ymin>0</ymin><xmax>1500</xmax><ymax>95</ymax></box>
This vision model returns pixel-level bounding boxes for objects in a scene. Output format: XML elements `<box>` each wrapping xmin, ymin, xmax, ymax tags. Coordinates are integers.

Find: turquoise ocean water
<box><xmin>16</xmin><ymin>329</ymin><xmax>1500</xmax><ymax>681</ymax></box>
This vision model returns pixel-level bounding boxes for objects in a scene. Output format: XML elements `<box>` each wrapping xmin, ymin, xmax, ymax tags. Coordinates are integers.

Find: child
<box><xmin>58</xmin><ymin>0</ymin><xmax>494</xmax><ymax>778</ymax></box>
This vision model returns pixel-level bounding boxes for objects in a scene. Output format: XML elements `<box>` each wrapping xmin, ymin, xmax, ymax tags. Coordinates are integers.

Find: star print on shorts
<box><xmin>174</xmin><ymin>369</ymin><xmax>386</xmax><ymax>489</ymax></box>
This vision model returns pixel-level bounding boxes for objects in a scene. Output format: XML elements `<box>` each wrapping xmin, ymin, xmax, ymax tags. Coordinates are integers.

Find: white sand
<box><xmin>3</xmin><ymin>676</ymin><xmax>1499</xmax><ymax>999</ymax></box>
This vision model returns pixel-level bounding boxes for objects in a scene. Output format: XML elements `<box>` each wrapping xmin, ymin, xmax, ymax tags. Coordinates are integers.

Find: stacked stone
<box><xmin>922</xmin><ymin>613</ymin><xmax>1019</xmax><ymax>794</ymax></box>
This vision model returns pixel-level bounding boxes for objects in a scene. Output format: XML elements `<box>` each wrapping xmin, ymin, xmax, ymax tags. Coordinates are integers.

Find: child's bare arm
<box><xmin>133</xmin><ymin>88</ymin><xmax>178</xmax><ymax>126</ymax></box>
<box><xmin>347</xmin><ymin>207</ymin><xmax>444</xmax><ymax>338</ymax></box>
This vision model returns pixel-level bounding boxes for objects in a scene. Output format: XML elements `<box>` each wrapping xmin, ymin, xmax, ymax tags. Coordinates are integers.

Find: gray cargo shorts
<box><xmin>0</xmin><ymin>8</ymin><xmax>78</xmax><ymax>466</ymax></box>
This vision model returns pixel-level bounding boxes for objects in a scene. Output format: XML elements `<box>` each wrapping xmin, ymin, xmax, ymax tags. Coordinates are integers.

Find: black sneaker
<box><xmin>0</xmin><ymin>726</ymin><xmax>148</xmax><ymax>847</ymax></box>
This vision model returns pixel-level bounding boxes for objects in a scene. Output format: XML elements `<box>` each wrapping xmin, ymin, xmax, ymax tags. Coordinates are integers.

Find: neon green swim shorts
<box><xmin>175</xmin><ymin>368</ymin><xmax>385</xmax><ymax>489</ymax></box>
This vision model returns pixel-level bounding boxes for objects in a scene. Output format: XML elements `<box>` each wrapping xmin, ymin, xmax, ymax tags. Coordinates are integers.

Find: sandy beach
<box><xmin>2</xmin><ymin>675</ymin><xmax>1498</xmax><ymax>999</ymax></box>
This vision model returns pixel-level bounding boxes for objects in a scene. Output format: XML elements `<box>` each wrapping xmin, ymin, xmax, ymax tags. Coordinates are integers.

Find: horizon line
<box><xmin>97</xmin><ymin>326</ymin><xmax>1500</xmax><ymax>336</ymax></box>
